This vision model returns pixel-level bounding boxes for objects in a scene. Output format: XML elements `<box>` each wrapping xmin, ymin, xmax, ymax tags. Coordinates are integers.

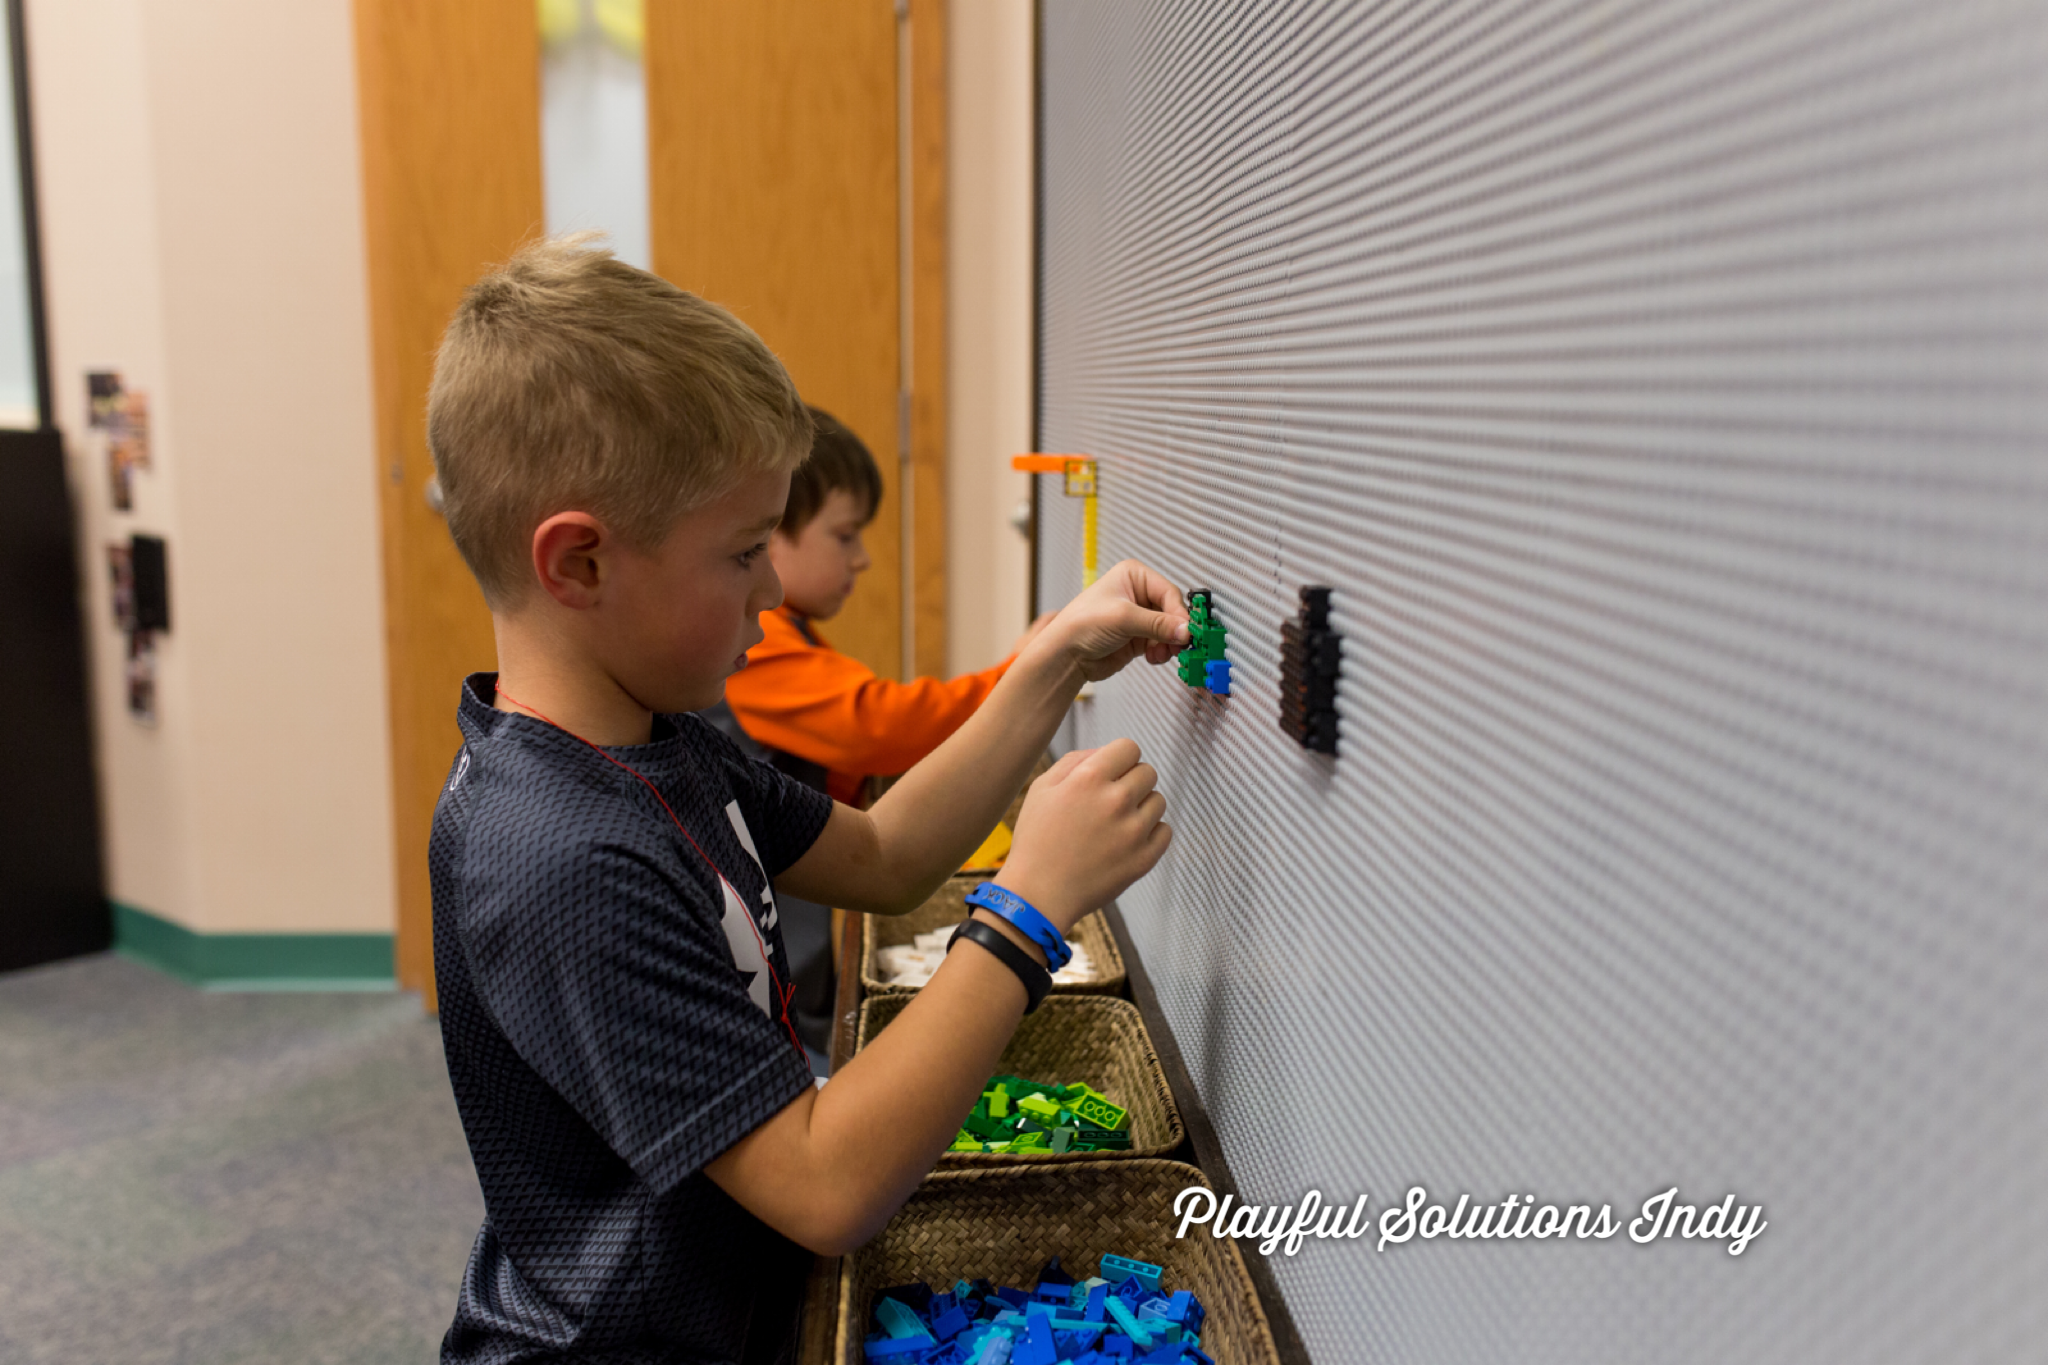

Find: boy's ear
<box><xmin>531</xmin><ymin>512</ymin><xmax>609</xmax><ymax>608</ymax></box>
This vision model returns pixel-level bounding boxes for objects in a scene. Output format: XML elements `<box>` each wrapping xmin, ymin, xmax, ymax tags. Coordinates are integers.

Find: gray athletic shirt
<box><xmin>432</xmin><ymin>674</ymin><xmax>833</xmax><ymax>1364</ymax></box>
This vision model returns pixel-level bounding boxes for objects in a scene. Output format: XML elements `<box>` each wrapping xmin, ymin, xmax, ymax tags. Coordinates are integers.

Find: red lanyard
<box><xmin>494</xmin><ymin>681</ymin><xmax>808</xmax><ymax>1060</ymax></box>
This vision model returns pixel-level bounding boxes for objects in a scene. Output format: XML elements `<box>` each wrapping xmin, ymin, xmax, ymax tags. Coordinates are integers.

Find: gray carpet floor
<box><xmin>0</xmin><ymin>954</ymin><xmax>485</xmax><ymax>1364</ymax></box>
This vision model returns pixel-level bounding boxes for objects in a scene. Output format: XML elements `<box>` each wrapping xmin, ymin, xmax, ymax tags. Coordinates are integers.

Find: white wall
<box><xmin>28</xmin><ymin>0</ymin><xmax>394</xmax><ymax>935</ymax></box>
<box><xmin>945</xmin><ymin>0</ymin><xmax>1035</xmax><ymax>673</ymax></box>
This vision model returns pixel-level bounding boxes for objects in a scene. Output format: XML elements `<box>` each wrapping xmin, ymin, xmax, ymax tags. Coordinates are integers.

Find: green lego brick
<box><xmin>1070</xmin><ymin>1092</ymin><xmax>1129</xmax><ymax>1131</ymax></box>
<box><xmin>1015</xmin><ymin>1094</ymin><xmax>1063</xmax><ymax>1123</ymax></box>
<box><xmin>988</xmin><ymin>1085</ymin><xmax>1010</xmax><ymax>1119</ymax></box>
<box><xmin>963</xmin><ymin>1112</ymin><xmax>1011</xmax><ymax>1141</ymax></box>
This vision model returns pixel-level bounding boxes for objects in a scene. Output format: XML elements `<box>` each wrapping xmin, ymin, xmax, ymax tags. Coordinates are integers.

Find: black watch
<box><xmin>948</xmin><ymin>917</ymin><xmax>1053</xmax><ymax>1013</ymax></box>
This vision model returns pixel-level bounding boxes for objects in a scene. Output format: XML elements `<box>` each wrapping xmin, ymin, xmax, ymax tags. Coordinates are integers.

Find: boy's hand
<box><xmin>993</xmin><ymin>738</ymin><xmax>1171</xmax><ymax>932</ymax></box>
<box><xmin>1030</xmin><ymin>560</ymin><xmax>1190</xmax><ymax>682</ymax></box>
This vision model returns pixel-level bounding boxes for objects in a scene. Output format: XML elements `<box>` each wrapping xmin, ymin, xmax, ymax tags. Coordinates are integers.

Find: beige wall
<box><xmin>29</xmin><ymin>0</ymin><xmax>395</xmax><ymax>934</ymax></box>
<box><xmin>945</xmin><ymin>0</ymin><xmax>1036</xmax><ymax>674</ymax></box>
<box><xmin>20</xmin><ymin>0</ymin><xmax>1028</xmax><ymax>932</ymax></box>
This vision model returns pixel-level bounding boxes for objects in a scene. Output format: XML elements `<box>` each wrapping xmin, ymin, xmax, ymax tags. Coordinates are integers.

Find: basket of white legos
<box><xmin>835</xmin><ymin>1161</ymin><xmax>1281</xmax><ymax>1365</ymax></box>
<box><xmin>862</xmin><ymin>874</ymin><xmax>1127</xmax><ymax>999</ymax></box>
<box><xmin>855</xmin><ymin>994</ymin><xmax>1183</xmax><ymax>1165</ymax></box>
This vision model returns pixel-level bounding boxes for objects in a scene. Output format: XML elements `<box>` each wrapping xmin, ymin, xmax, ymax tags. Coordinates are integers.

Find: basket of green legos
<box><xmin>855</xmin><ymin>994</ymin><xmax>1183</xmax><ymax>1164</ymax></box>
<box><xmin>836</xmin><ymin>1161</ymin><xmax>1280</xmax><ymax>1365</ymax></box>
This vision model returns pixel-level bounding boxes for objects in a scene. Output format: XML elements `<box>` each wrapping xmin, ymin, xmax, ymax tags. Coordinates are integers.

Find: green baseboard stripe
<box><xmin>113</xmin><ymin>902</ymin><xmax>397</xmax><ymax>991</ymax></box>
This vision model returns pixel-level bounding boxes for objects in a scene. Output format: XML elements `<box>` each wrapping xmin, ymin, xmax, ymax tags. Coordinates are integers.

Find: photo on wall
<box><xmin>87</xmin><ymin>371</ymin><xmax>152</xmax><ymax>511</ymax></box>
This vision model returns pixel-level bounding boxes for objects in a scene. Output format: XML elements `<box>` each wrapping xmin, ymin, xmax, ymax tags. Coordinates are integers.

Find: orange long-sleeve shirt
<box><xmin>723</xmin><ymin>607</ymin><xmax>1014</xmax><ymax>805</ymax></box>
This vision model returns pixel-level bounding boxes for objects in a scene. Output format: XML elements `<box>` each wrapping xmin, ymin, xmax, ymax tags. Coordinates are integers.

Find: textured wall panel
<box><xmin>1037</xmin><ymin>2</ymin><xmax>2048</xmax><ymax>1361</ymax></box>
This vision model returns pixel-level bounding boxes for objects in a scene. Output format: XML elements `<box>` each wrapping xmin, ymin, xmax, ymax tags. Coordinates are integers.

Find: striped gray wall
<box><xmin>1036</xmin><ymin>2</ymin><xmax>2048</xmax><ymax>1360</ymax></box>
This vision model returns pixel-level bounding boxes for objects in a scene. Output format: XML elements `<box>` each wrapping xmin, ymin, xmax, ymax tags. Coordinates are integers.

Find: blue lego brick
<box><xmin>1135</xmin><ymin>1300</ymin><xmax>1181</xmax><ymax>1342</ymax></box>
<box><xmin>1135</xmin><ymin>1344</ymin><xmax>1190</xmax><ymax>1364</ymax></box>
<box><xmin>993</xmin><ymin>1286</ymin><xmax>1031</xmax><ymax>1311</ymax></box>
<box><xmin>1112</xmin><ymin>1277</ymin><xmax>1148</xmax><ymax>1308</ymax></box>
<box><xmin>930</xmin><ymin>1304</ymin><xmax>972</xmax><ymax>1342</ymax></box>
<box><xmin>1083</xmin><ymin>1284</ymin><xmax>1109</xmax><ymax>1322</ymax></box>
<box><xmin>1055</xmin><ymin>1324</ymin><xmax>1106</xmax><ymax>1356</ymax></box>
<box><xmin>1204</xmin><ymin>659</ymin><xmax>1232</xmax><ymax>695</ymax></box>
<box><xmin>969</xmin><ymin>1331</ymin><xmax>1015</xmax><ymax>1365</ymax></box>
<box><xmin>1138</xmin><ymin>1290</ymin><xmax>1200</xmax><ymax>1339</ymax></box>
<box><xmin>1103</xmin><ymin>1296</ymin><xmax>1157</xmax><ymax>1352</ymax></box>
<box><xmin>1097</xmin><ymin>1254</ymin><xmax>1163</xmax><ymax>1291</ymax></box>
<box><xmin>1011</xmin><ymin>1314</ymin><xmax>1057</xmax><ymax>1365</ymax></box>
<box><xmin>1097</xmin><ymin>1332</ymin><xmax>1135</xmax><ymax>1359</ymax></box>
<box><xmin>1035</xmin><ymin>1256</ymin><xmax>1074</xmax><ymax>1287</ymax></box>
<box><xmin>864</xmin><ymin>1333</ymin><xmax>936</xmax><ymax>1364</ymax></box>
<box><xmin>878</xmin><ymin>1297</ymin><xmax>937</xmax><ymax>1342</ymax></box>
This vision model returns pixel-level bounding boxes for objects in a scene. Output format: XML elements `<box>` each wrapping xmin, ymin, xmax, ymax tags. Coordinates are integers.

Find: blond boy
<box><xmin>424</xmin><ymin>237</ymin><xmax>1186</xmax><ymax>1364</ymax></box>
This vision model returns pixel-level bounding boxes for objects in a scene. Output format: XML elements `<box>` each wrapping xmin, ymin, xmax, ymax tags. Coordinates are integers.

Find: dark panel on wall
<box><xmin>0</xmin><ymin>427</ymin><xmax>106</xmax><ymax>970</ymax></box>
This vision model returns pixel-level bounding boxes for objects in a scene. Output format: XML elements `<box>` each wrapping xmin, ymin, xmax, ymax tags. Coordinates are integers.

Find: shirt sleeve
<box><xmin>682</xmin><ymin>711</ymin><xmax>837</xmax><ymax>875</ymax></box>
<box><xmin>458</xmin><ymin>828</ymin><xmax>816</xmax><ymax>1195</ymax></box>
<box><xmin>725</xmin><ymin>614</ymin><xmax>1014</xmax><ymax>779</ymax></box>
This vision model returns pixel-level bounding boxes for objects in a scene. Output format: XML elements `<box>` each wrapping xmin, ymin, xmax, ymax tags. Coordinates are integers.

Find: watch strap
<box><xmin>947</xmin><ymin>917</ymin><xmax>1052</xmax><ymax>1013</ymax></box>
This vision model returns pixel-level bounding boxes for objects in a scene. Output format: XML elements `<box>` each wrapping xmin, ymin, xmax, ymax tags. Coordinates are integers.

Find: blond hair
<box><xmin>428</xmin><ymin>234</ymin><xmax>813</xmax><ymax>605</ymax></box>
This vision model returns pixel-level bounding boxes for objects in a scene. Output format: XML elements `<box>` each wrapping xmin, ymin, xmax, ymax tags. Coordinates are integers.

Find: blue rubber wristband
<box><xmin>962</xmin><ymin>882</ymin><xmax>1072</xmax><ymax>972</ymax></box>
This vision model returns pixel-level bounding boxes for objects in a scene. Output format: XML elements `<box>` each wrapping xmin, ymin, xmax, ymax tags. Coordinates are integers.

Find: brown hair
<box><xmin>428</xmin><ymin>234</ymin><xmax>813</xmax><ymax>605</ymax></box>
<box><xmin>782</xmin><ymin>405</ymin><xmax>884</xmax><ymax>535</ymax></box>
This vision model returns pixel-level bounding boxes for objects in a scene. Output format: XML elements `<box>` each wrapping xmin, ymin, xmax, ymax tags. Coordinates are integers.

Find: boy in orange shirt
<box><xmin>715</xmin><ymin>409</ymin><xmax>1049</xmax><ymax>1053</ymax></box>
<box><xmin>721</xmin><ymin>406</ymin><xmax>1048</xmax><ymax>806</ymax></box>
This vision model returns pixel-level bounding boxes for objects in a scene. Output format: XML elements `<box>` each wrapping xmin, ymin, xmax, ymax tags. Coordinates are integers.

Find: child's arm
<box><xmin>772</xmin><ymin>558</ymin><xmax>1190</xmax><ymax>917</ymax></box>
<box><xmin>705</xmin><ymin>736</ymin><xmax>1171</xmax><ymax>1253</ymax></box>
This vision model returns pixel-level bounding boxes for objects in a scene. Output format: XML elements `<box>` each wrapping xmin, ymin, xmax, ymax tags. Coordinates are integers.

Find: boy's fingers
<box><xmin>1078</xmin><ymin>736</ymin><xmax>1143</xmax><ymax>781</ymax></box>
<box><xmin>1036</xmin><ymin>748</ymin><xmax>1092</xmax><ymax>787</ymax></box>
<box><xmin>1135</xmin><ymin>790</ymin><xmax>1166</xmax><ymax>826</ymax></box>
<box><xmin>1118</xmin><ymin>762</ymin><xmax>1159</xmax><ymax>801</ymax></box>
<box><xmin>1139</xmin><ymin>816</ymin><xmax>1174</xmax><ymax>867</ymax></box>
<box><xmin>1108</xmin><ymin>558</ymin><xmax>1186</xmax><ymax>617</ymax></box>
<box><xmin>1137</xmin><ymin>608</ymin><xmax>1191</xmax><ymax>648</ymax></box>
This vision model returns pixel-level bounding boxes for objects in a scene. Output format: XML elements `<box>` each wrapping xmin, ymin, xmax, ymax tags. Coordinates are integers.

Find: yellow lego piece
<box><xmin>961</xmin><ymin>821</ymin><xmax>1013</xmax><ymax>871</ymax></box>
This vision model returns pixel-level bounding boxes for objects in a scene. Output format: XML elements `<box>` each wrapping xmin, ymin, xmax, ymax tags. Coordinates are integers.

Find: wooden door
<box><xmin>647</xmin><ymin>0</ymin><xmax>948</xmax><ymax>681</ymax></box>
<box><xmin>359</xmin><ymin>0</ymin><xmax>947</xmax><ymax>1007</ymax></box>
<box><xmin>355</xmin><ymin>0</ymin><xmax>543</xmax><ymax>1007</ymax></box>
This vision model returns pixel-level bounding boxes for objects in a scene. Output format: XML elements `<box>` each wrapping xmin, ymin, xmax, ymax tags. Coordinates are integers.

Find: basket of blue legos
<box><xmin>863</xmin><ymin>875</ymin><xmax>1127</xmax><ymax>999</ymax></box>
<box><xmin>855</xmin><ymin>995</ymin><xmax>1184</xmax><ymax>1164</ymax></box>
<box><xmin>837</xmin><ymin>1161</ymin><xmax>1280</xmax><ymax>1365</ymax></box>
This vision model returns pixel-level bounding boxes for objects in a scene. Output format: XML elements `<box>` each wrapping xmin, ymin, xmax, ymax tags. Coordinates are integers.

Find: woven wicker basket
<box><xmin>834</xmin><ymin>1161</ymin><xmax>1281</xmax><ymax>1365</ymax></box>
<box><xmin>855</xmin><ymin>994</ymin><xmax>1184</xmax><ymax>1164</ymax></box>
<box><xmin>861</xmin><ymin>874</ymin><xmax>1127</xmax><ymax>998</ymax></box>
